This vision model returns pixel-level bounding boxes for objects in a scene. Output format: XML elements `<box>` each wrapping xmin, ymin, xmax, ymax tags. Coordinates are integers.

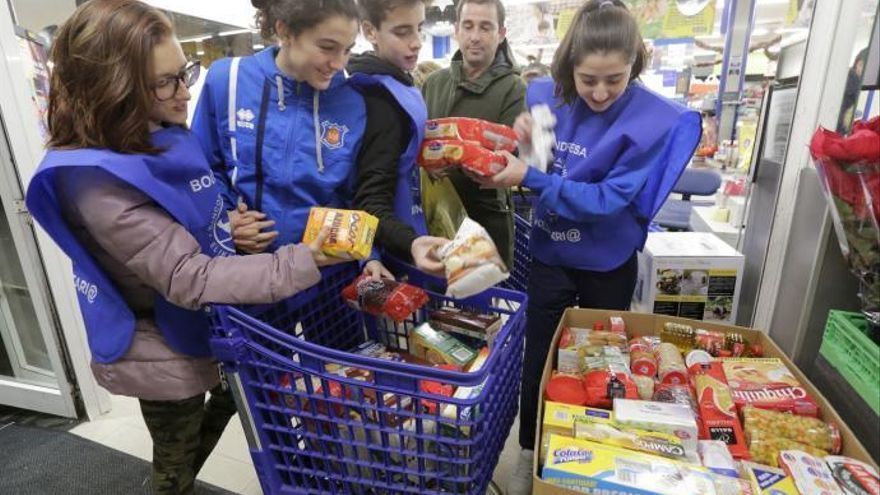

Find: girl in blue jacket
<box><xmin>191</xmin><ymin>0</ymin><xmax>389</xmax><ymax>277</ymax></box>
<box><xmin>477</xmin><ymin>1</ymin><xmax>701</xmax><ymax>492</ymax></box>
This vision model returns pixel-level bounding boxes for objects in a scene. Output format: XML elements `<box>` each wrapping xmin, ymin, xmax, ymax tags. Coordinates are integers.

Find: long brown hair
<box><xmin>551</xmin><ymin>0</ymin><xmax>647</xmax><ymax>104</ymax></box>
<box><xmin>253</xmin><ymin>0</ymin><xmax>360</xmax><ymax>39</ymax></box>
<box><xmin>47</xmin><ymin>0</ymin><xmax>173</xmax><ymax>154</ymax></box>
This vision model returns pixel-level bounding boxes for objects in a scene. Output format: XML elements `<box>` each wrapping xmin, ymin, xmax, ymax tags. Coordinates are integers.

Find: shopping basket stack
<box><xmin>208</xmin><ymin>262</ymin><xmax>527</xmax><ymax>494</ymax></box>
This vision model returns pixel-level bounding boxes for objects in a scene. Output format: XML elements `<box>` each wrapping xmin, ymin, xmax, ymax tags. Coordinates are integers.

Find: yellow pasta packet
<box><xmin>302</xmin><ymin>207</ymin><xmax>378</xmax><ymax>260</ymax></box>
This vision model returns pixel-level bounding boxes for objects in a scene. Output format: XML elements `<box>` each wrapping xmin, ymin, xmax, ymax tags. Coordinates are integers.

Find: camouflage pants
<box><xmin>139</xmin><ymin>383</ymin><xmax>238</xmax><ymax>494</ymax></box>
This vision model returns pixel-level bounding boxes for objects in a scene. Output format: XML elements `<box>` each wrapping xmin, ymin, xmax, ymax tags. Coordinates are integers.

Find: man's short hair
<box><xmin>455</xmin><ymin>0</ymin><xmax>505</xmax><ymax>28</ymax></box>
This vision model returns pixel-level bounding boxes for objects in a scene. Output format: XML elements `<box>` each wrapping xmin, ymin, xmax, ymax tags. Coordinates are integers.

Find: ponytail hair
<box><xmin>252</xmin><ymin>0</ymin><xmax>360</xmax><ymax>39</ymax></box>
<box><xmin>551</xmin><ymin>0</ymin><xmax>647</xmax><ymax>104</ymax></box>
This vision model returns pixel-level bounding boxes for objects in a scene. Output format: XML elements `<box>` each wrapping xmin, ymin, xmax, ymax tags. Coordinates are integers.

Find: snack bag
<box><xmin>825</xmin><ymin>456</ymin><xmax>880</xmax><ymax>495</ymax></box>
<box><xmin>341</xmin><ymin>276</ymin><xmax>429</xmax><ymax>322</ymax></box>
<box><xmin>689</xmin><ymin>362</ymin><xmax>750</xmax><ymax>459</ymax></box>
<box><xmin>741</xmin><ymin>405</ymin><xmax>841</xmax><ymax>454</ymax></box>
<box><xmin>439</xmin><ymin>218</ymin><xmax>509</xmax><ymax>298</ymax></box>
<box><xmin>656</xmin><ymin>342</ymin><xmax>688</xmax><ymax>384</ymax></box>
<box><xmin>778</xmin><ymin>450</ymin><xmax>846</xmax><ymax>495</ymax></box>
<box><xmin>722</xmin><ymin>358</ymin><xmax>820</xmax><ymax>417</ymax></box>
<box><xmin>424</xmin><ymin>117</ymin><xmax>517</xmax><ymax>151</ymax></box>
<box><xmin>747</xmin><ymin>435</ymin><xmax>829</xmax><ymax>467</ymax></box>
<box><xmin>302</xmin><ymin>207</ymin><xmax>378</xmax><ymax>260</ymax></box>
<box><xmin>418</xmin><ymin>139</ymin><xmax>508</xmax><ymax>177</ymax></box>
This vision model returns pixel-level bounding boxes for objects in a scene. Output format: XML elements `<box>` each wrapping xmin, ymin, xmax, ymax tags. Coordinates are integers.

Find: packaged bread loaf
<box><xmin>418</xmin><ymin>139</ymin><xmax>508</xmax><ymax>177</ymax></box>
<box><xmin>439</xmin><ymin>218</ymin><xmax>509</xmax><ymax>298</ymax></box>
<box><xmin>302</xmin><ymin>207</ymin><xmax>378</xmax><ymax>260</ymax></box>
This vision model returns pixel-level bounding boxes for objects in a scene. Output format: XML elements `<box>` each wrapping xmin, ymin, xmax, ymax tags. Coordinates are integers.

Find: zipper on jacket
<box><xmin>254</xmin><ymin>80</ymin><xmax>272</xmax><ymax>212</ymax></box>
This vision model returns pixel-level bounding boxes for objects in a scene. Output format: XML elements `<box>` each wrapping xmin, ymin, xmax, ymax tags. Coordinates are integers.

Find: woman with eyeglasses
<box><xmin>25</xmin><ymin>1</ymin><xmax>343</xmax><ymax>493</ymax></box>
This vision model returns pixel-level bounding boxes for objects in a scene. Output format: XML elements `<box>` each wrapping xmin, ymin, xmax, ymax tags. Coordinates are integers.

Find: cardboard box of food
<box><xmin>633</xmin><ymin>232</ymin><xmax>744</xmax><ymax>323</ymax></box>
<box><xmin>532</xmin><ymin>309</ymin><xmax>879</xmax><ymax>495</ymax></box>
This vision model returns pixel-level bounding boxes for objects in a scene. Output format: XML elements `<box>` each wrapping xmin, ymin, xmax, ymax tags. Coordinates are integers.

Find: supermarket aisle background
<box><xmin>69</xmin><ymin>394</ymin><xmax>522</xmax><ymax>494</ymax></box>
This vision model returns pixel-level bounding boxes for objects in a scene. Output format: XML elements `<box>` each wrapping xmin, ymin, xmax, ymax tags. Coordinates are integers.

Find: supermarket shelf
<box><xmin>806</xmin><ymin>356</ymin><xmax>880</xmax><ymax>464</ymax></box>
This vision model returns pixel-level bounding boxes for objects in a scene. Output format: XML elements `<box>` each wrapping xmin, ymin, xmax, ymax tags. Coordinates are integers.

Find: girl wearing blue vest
<box><xmin>478</xmin><ymin>2</ymin><xmax>702</xmax><ymax>492</ymax></box>
<box><xmin>191</xmin><ymin>0</ymin><xmax>390</xmax><ymax>278</ymax></box>
<box><xmin>348</xmin><ymin>0</ymin><xmax>449</xmax><ymax>274</ymax></box>
<box><xmin>25</xmin><ymin>2</ymin><xmax>340</xmax><ymax>493</ymax></box>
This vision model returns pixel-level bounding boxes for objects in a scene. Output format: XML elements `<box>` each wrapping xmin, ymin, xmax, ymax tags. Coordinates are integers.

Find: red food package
<box><xmin>418</xmin><ymin>139</ymin><xmax>508</xmax><ymax>177</ymax></box>
<box><xmin>341</xmin><ymin>276</ymin><xmax>429</xmax><ymax>322</ymax></box>
<box><xmin>722</xmin><ymin>358</ymin><xmax>820</xmax><ymax>417</ymax></box>
<box><xmin>424</xmin><ymin>117</ymin><xmax>517</xmax><ymax>152</ymax></box>
<box><xmin>689</xmin><ymin>362</ymin><xmax>750</xmax><ymax>459</ymax></box>
<box><xmin>582</xmin><ymin>370</ymin><xmax>639</xmax><ymax>409</ymax></box>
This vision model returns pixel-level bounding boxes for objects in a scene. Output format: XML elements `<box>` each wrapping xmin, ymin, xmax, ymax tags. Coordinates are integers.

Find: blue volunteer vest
<box><xmin>527</xmin><ymin>79</ymin><xmax>701</xmax><ymax>270</ymax></box>
<box><xmin>26</xmin><ymin>127</ymin><xmax>235</xmax><ymax>363</ymax></box>
<box><xmin>351</xmin><ymin>73</ymin><xmax>428</xmax><ymax>235</ymax></box>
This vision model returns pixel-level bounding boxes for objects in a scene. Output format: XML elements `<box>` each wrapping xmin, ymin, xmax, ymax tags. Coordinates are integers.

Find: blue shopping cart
<box><xmin>209</xmin><ymin>262</ymin><xmax>527</xmax><ymax>494</ymax></box>
<box><xmin>500</xmin><ymin>189</ymin><xmax>534</xmax><ymax>294</ymax></box>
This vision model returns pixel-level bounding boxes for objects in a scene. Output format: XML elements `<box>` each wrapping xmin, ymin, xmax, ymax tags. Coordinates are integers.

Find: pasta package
<box><xmin>741</xmin><ymin>405</ymin><xmax>841</xmax><ymax>454</ymax></box>
<box><xmin>302</xmin><ymin>207</ymin><xmax>378</xmax><ymax>260</ymax></box>
<box><xmin>689</xmin><ymin>361</ymin><xmax>750</xmax><ymax>459</ymax></box>
<box><xmin>722</xmin><ymin>358</ymin><xmax>820</xmax><ymax>417</ymax></box>
<box><xmin>418</xmin><ymin>139</ymin><xmax>508</xmax><ymax>177</ymax></box>
<box><xmin>424</xmin><ymin>117</ymin><xmax>517</xmax><ymax>151</ymax></box>
<box><xmin>439</xmin><ymin>218</ymin><xmax>509</xmax><ymax>299</ymax></box>
<box><xmin>341</xmin><ymin>276</ymin><xmax>429</xmax><ymax>322</ymax></box>
<box><xmin>747</xmin><ymin>435</ymin><xmax>828</xmax><ymax>468</ymax></box>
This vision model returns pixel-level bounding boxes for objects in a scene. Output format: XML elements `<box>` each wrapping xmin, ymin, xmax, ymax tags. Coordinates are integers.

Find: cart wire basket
<box><xmin>208</xmin><ymin>262</ymin><xmax>527</xmax><ymax>494</ymax></box>
<box><xmin>501</xmin><ymin>188</ymin><xmax>534</xmax><ymax>294</ymax></box>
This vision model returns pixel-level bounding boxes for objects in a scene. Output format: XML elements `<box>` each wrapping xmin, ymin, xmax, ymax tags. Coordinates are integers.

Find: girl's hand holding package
<box><xmin>363</xmin><ymin>260</ymin><xmax>394</xmax><ymax>281</ymax></box>
<box><xmin>472</xmin><ymin>151</ymin><xmax>528</xmax><ymax>189</ymax></box>
<box><xmin>411</xmin><ymin>235</ymin><xmax>449</xmax><ymax>276</ymax></box>
<box><xmin>307</xmin><ymin>227</ymin><xmax>350</xmax><ymax>267</ymax></box>
<box><xmin>229</xmin><ymin>202</ymin><xmax>279</xmax><ymax>254</ymax></box>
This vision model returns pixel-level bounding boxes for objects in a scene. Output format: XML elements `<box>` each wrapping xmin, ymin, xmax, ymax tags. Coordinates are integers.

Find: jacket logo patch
<box><xmin>321</xmin><ymin>121</ymin><xmax>348</xmax><ymax>150</ymax></box>
<box><xmin>236</xmin><ymin>108</ymin><xmax>255</xmax><ymax>130</ymax></box>
<box><xmin>211</xmin><ymin>196</ymin><xmax>236</xmax><ymax>255</ymax></box>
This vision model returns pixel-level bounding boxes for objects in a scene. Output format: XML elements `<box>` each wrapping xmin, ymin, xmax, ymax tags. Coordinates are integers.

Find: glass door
<box><xmin>0</xmin><ymin>22</ymin><xmax>77</xmax><ymax>417</ymax></box>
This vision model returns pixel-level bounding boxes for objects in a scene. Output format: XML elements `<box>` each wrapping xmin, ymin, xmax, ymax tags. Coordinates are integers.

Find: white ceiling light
<box><xmin>751</xmin><ymin>27</ymin><xmax>769</xmax><ymax>36</ymax></box>
<box><xmin>218</xmin><ymin>28</ymin><xmax>256</xmax><ymax>37</ymax></box>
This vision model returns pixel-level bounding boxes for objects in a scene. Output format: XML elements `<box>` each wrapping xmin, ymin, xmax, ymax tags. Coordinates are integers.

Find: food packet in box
<box><xmin>539</xmin><ymin>401</ymin><xmax>611</xmax><ymax>464</ymax></box>
<box><xmin>341</xmin><ymin>276</ymin><xmax>429</xmax><ymax>322</ymax></box>
<box><xmin>699</xmin><ymin>440</ymin><xmax>739</xmax><ymax>478</ymax></box>
<box><xmin>824</xmin><ymin>456</ymin><xmax>880</xmax><ymax>495</ymax></box>
<box><xmin>778</xmin><ymin>450</ymin><xmax>846</xmax><ymax>495</ymax></box>
<box><xmin>747</xmin><ymin>435</ymin><xmax>829</xmax><ymax>467</ymax></box>
<box><xmin>439</xmin><ymin>218</ymin><xmax>509</xmax><ymax>298</ymax></box>
<box><xmin>418</xmin><ymin>139</ymin><xmax>508</xmax><ymax>177</ymax></box>
<box><xmin>689</xmin><ymin>362</ymin><xmax>750</xmax><ymax>459</ymax></box>
<box><xmin>302</xmin><ymin>207</ymin><xmax>378</xmax><ymax>260</ymax></box>
<box><xmin>722</xmin><ymin>358</ymin><xmax>820</xmax><ymax>417</ymax></box>
<box><xmin>542</xmin><ymin>434</ymin><xmax>719</xmax><ymax>495</ymax></box>
<box><xmin>582</xmin><ymin>370</ymin><xmax>639</xmax><ymax>408</ymax></box>
<box><xmin>741</xmin><ymin>404</ymin><xmax>841</xmax><ymax>454</ymax></box>
<box><xmin>741</xmin><ymin>461</ymin><xmax>801</xmax><ymax>495</ymax></box>
<box><xmin>424</xmin><ymin>117</ymin><xmax>518</xmax><ymax>151</ymax></box>
<box><xmin>613</xmin><ymin>398</ymin><xmax>700</xmax><ymax>462</ymax></box>
<box><xmin>574</xmin><ymin>415</ymin><xmax>690</xmax><ymax>461</ymax></box>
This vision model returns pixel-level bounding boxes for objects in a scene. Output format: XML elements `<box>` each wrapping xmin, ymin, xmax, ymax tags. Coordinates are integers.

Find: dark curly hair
<box><xmin>253</xmin><ymin>0</ymin><xmax>360</xmax><ymax>39</ymax></box>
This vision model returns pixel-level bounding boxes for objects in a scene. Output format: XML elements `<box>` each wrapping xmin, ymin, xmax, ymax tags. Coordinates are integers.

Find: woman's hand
<box><xmin>306</xmin><ymin>227</ymin><xmax>349</xmax><ymax>267</ymax></box>
<box><xmin>410</xmin><ymin>236</ymin><xmax>449</xmax><ymax>276</ymax></box>
<box><xmin>513</xmin><ymin>112</ymin><xmax>534</xmax><ymax>147</ymax></box>
<box><xmin>229</xmin><ymin>203</ymin><xmax>278</xmax><ymax>254</ymax></box>
<box><xmin>363</xmin><ymin>260</ymin><xmax>394</xmax><ymax>281</ymax></box>
<box><xmin>471</xmin><ymin>151</ymin><xmax>529</xmax><ymax>189</ymax></box>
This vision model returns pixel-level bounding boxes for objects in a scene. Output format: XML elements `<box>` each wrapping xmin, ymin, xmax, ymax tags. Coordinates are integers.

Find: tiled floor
<box><xmin>71</xmin><ymin>394</ymin><xmax>523</xmax><ymax>495</ymax></box>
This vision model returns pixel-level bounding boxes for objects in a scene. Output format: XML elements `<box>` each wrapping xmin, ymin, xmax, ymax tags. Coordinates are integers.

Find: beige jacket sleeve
<box><xmin>57</xmin><ymin>166</ymin><xmax>321</xmax><ymax>310</ymax></box>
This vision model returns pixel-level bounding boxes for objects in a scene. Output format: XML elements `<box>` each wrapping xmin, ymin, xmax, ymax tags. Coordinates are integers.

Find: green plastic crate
<box><xmin>818</xmin><ymin>310</ymin><xmax>880</xmax><ymax>416</ymax></box>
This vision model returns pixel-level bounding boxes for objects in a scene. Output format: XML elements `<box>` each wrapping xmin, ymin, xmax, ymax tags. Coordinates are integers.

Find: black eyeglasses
<box><xmin>153</xmin><ymin>61</ymin><xmax>201</xmax><ymax>101</ymax></box>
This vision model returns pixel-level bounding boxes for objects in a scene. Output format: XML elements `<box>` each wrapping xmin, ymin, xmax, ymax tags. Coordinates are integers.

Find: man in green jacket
<box><xmin>422</xmin><ymin>0</ymin><xmax>526</xmax><ymax>267</ymax></box>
